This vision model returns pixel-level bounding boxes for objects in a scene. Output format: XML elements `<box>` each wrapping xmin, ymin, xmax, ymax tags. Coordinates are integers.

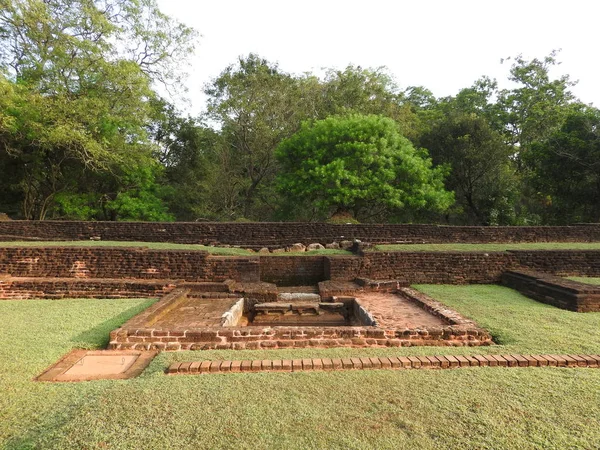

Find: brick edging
<box><xmin>167</xmin><ymin>354</ymin><xmax>600</xmax><ymax>375</ymax></box>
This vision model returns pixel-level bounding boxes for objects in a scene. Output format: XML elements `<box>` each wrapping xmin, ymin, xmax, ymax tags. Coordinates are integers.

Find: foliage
<box><xmin>420</xmin><ymin>112</ymin><xmax>518</xmax><ymax>225</ymax></box>
<box><xmin>0</xmin><ymin>0</ymin><xmax>197</xmax><ymax>219</ymax></box>
<box><xmin>527</xmin><ymin>108</ymin><xmax>600</xmax><ymax>223</ymax></box>
<box><xmin>276</xmin><ymin>114</ymin><xmax>453</xmax><ymax>221</ymax></box>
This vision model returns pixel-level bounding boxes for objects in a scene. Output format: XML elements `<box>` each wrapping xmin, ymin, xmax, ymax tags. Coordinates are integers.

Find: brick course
<box><xmin>2</xmin><ymin>221</ymin><xmax>600</xmax><ymax>246</ymax></box>
<box><xmin>167</xmin><ymin>354</ymin><xmax>600</xmax><ymax>375</ymax></box>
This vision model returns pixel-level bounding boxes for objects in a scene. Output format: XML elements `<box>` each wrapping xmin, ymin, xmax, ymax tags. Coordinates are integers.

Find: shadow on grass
<box><xmin>71</xmin><ymin>299</ymin><xmax>155</xmax><ymax>348</ymax></box>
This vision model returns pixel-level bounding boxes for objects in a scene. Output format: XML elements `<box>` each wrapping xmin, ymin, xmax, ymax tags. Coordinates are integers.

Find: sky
<box><xmin>157</xmin><ymin>0</ymin><xmax>600</xmax><ymax>116</ymax></box>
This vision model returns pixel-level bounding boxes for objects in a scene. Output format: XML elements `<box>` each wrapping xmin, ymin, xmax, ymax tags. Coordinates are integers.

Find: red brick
<box><xmin>425</xmin><ymin>356</ymin><xmax>442</xmax><ymax>368</ymax></box>
<box><xmin>474</xmin><ymin>355</ymin><xmax>489</xmax><ymax>367</ymax></box>
<box><xmin>523</xmin><ymin>355</ymin><xmax>539</xmax><ymax>367</ymax></box>
<box><xmin>502</xmin><ymin>355</ymin><xmax>518</xmax><ymax>367</ymax></box>
<box><xmin>540</xmin><ymin>355</ymin><xmax>558</xmax><ymax>367</ymax></box>
<box><xmin>230</xmin><ymin>360</ymin><xmax>242</xmax><ymax>372</ymax></box>
<box><xmin>491</xmin><ymin>355</ymin><xmax>508</xmax><ymax>367</ymax></box>
<box><xmin>378</xmin><ymin>357</ymin><xmax>392</xmax><ymax>369</ymax></box>
<box><xmin>407</xmin><ymin>356</ymin><xmax>421</xmax><ymax>368</ymax></box>
<box><xmin>561</xmin><ymin>355</ymin><xmax>579</xmax><ymax>367</ymax></box>
<box><xmin>209</xmin><ymin>361</ymin><xmax>221</xmax><ymax>373</ymax></box>
<box><xmin>387</xmin><ymin>357</ymin><xmax>402</xmax><ymax>368</ymax></box>
<box><xmin>531</xmin><ymin>355</ymin><xmax>548</xmax><ymax>366</ymax></box>
<box><xmin>200</xmin><ymin>361</ymin><xmax>212</xmax><ymax>373</ymax></box>
<box><xmin>312</xmin><ymin>359</ymin><xmax>324</xmax><ymax>370</ymax></box>
<box><xmin>583</xmin><ymin>355</ymin><xmax>600</xmax><ymax>367</ymax></box>
<box><xmin>359</xmin><ymin>357</ymin><xmax>372</xmax><ymax>369</ymax></box>
<box><xmin>272</xmin><ymin>360</ymin><xmax>283</xmax><ymax>371</ymax></box>
<box><xmin>292</xmin><ymin>359</ymin><xmax>303</xmax><ymax>371</ymax></box>
<box><xmin>281</xmin><ymin>360</ymin><xmax>292</xmax><ymax>371</ymax></box>
<box><xmin>417</xmin><ymin>356</ymin><xmax>431</xmax><ymax>368</ymax></box>
<box><xmin>435</xmin><ymin>356</ymin><xmax>450</xmax><ymax>368</ymax></box>
<box><xmin>369</xmin><ymin>357</ymin><xmax>382</xmax><ymax>369</ymax></box>
<box><xmin>464</xmin><ymin>355</ymin><xmax>480</xmax><ymax>366</ymax></box>
<box><xmin>341</xmin><ymin>358</ymin><xmax>353</xmax><ymax>369</ymax></box>
<box><xmin>548</xmin><ymin>355</ymin><xmax>567</xmax><ymax>367</ymax></box>
<box><xmin>444</xmin><ymin>355</ymin><xmax>460</xmax><ymax>368</ymax></box>
<box><xmin>189</xmin><ymin>361</ymin><xmax>201</xmax><ymax>373</ymax></box>
<box><xmin>350</xmin><ymin>358</ymin><xmax>363</xmax><ymax>369</ymax></box>
<box><xmin>167</xmin><ymin>362</ymin><xmax>181</xmax><ymax>374</ymax></box>
<box><xmin>261</xmin><ymin>360</ymin><xmax>273</xmax><ymax>371</ymax></box>
<box><xmin>240</xmin><ymin>360</ymin><xmax>252</xmax><ymax>372</ymax></box>
<box><xmin>511</xmin><ymin>355</ymin><xmax>529</xmax><ymax>367</ymax></box>
<box><xmin>454</xmin><ymin>355</ymin><xmax>470</xmax><ymax>367</ymax></box>
<box><xmin>302</xmin><ymin>359</ymin><xmax>313</xmax><ymax>370</ymax></box>
<box><xmin>322</xmin><ymin>358</ymin><xmax>333</xmax><ymax>370</ymax></box>
<box><xmin>482</xmin><ymin>355</ymin><xmax>498</xmax><ymax>367</ymax></box>
<box><xmin>331</xmin><ymin>358</ymin><xmax>343</xmax><ymax>369</ymax></box>
<box><xmin>398</xmin><ymin>356</ymin><xmax>413</xmax><ymax>368</ymax></box>
<box><xmin>569</xmin><ymin>355</ymin><xmax>588</xmax><ymax>367</ymax></box>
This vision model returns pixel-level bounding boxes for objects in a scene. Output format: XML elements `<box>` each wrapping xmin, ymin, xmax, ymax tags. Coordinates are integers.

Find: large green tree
<box><xmin>0</xmin><ymin>0</ymin><xmax>197</xmax><ymax>219</ymax></box>
<box><xmin>276</xmin><ymin>114</ymin><xmax>453</xmax><ymax>221</ymax></box>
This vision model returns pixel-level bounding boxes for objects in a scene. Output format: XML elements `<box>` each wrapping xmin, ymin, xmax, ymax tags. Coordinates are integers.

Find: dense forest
<box><xmin>1</xmin><ymin>0</ymin><xmax>599</xmax><ymax>225</ymax></box>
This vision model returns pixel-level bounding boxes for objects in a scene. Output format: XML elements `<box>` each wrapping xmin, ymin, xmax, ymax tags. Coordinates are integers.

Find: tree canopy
<box><xmin>275</xmin><ymin>114</ymin><xmax>453</xmax><ymax>221</ymax></box>
<box><xmin>0</xmin><ymin>27</ymin><xmax>595</xmax><ymax>226</ymax></box>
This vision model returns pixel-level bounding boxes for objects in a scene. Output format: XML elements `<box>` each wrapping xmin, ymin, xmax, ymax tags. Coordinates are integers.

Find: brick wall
<box><xmin>0</xmin><ymin>247</ymin><xmax>259</xmax><ymax>282</ymax></box>
<box><xmin>2</xmin><ymin>220</ymin><xmax>600</xmax><ymax>246</ymax></box>
<box><xmin>511</xmin><ymin>250</ymin><xmax>600</xmax><ymax>276</ymax></box>
<box><xmin>327</xmin><ymin>252</ymin><xmax>515</xmax><ymax>284</ymax></box>
<box><xmin>502</xmin><ymin>270</ymin><xmax>600</xmax><ymax>312</ymax></box>
<box><xmin>326</xmin><ymin>250</ymin><xmax>600</xmax><ymax>284</ymax></box>
<box><xmin>259</xmin><ymin>256</ymin><xmax>325</xmax><ymax>286</ymax></box>
<box><xmin>0</xmin><ymin>278</ymin><xmax>176</xmax><ymax>299</ymax></box>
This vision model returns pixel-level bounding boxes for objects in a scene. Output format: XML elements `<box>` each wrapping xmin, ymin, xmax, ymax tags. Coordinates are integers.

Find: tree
<box><xmin>496</xmin><ymin>50</ymin><xmax>577</xmax><ymax>153</ymax></box>
<box><xmin>275</xmin><ymin>114</ymin><xmax>453</xmax><ymax>221</ymax></box>
<box><xmin>0</xmin><ymin>0</ymin><xmax>197</xmax><ymax>219</ymax></box>
<box><xmin>527</xmin><ymin>108</ymin><xmax>600</xmax><ymax>223</ymax></box>
<box><xmin>420</xmin><ymin>113</ymin><xmax>517</xmax><ymax>225</ymax></box>
<box><xmin>204</xmin><ymin>54</ymin><xmax>312</xmax><ymax>219</ymax></box>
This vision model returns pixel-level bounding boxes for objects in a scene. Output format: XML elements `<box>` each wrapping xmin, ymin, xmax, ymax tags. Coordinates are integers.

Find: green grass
<box><xmin>0</xmin><ymin>240</ymin><xmax>350</xmax><ymax>256</ymax></box>
<box><xmin>372</xmin><ymin>242</ymin><xmax>600</xmax><ymax>252</ymax></box>
<box><xmin>1</xmin><ymin>286</ymin><xmax>599</xmax><ymax>449</ymax></box>
<box><xmin>567</xmin><ymin>277</ymin><xmax>600</xmax><ymax>285</ymax></box>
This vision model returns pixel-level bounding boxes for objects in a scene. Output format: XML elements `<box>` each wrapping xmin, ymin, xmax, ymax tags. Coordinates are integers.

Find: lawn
<box><xmin>371</xmin><ymin>242</ymin><xmax>600</xmax><ymax>252</ymax></box>
<box><xmin>1</xmin><ymin>285</ymin><xmax>599</xmax><ymax>449</ymax></box>
<box><xmin>0</xmin><ymin>240</ymin><xmax>350</xmax><ymax>256</ymax></box>
<box><xmin>568</xmin><ymin>277</ymin><xmax>600</xmax><ymax>286</ymax></box>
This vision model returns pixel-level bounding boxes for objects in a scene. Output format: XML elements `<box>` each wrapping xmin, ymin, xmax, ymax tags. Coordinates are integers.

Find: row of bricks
<box><xmin>167</xmin><ymin>354</ymin><xmax>600</xmax><ymax>375</ymax></box>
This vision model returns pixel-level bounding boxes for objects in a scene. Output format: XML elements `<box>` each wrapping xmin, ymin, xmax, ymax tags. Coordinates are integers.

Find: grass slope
<box><xmin>372</xmin><ymin>242</ymin><xmax>600</xmax><ymax>252</ymax></box>
<box><xmin>568</xmin><ymin>277</ymin><xmax>600</xmax><ymax>286</ymax></box>
<box><xmin>1</xmin><ymin>286</ymin><xmax>599</xmax><ymax>449</ymax></box>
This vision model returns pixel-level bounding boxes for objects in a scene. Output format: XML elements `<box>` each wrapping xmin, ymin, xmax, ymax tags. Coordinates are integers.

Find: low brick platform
<box><xmin>502</xmin><ymin>270</ymin><xmax>600</xmax><ymax>312</ymax></box>
<box><xmin>167</xmin><ymin>354</ymin><xmax>600</xmax><ymax>375</ymax></box>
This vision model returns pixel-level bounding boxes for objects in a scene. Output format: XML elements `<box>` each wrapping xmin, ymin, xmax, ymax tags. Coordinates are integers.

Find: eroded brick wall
<box><xmin>0</xmin><ymin>247</ymin><xmax>259</xmax><ymax>282</ymax></box>
<box><xmin>1</xmin><ymin>221</ymin><xmax>600</xmax><ymax>246</ymax></box>
<box><xmin>259</xmin><ymin>256</ymin><xmax>325</xmax><ymax>286</ymax></box>
<box><xmin>326</xmin><ymin>250</ymin><xmax>600</xmax><ymax>284</ymax></box>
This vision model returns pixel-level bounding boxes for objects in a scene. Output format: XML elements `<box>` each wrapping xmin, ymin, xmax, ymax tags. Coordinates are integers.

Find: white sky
<box><xmin>158</xmin><ymin>0</ymin><xmax>600</xmax><ymax>116</ymax></box>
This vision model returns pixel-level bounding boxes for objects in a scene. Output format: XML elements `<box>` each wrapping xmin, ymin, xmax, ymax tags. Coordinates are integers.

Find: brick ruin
<box><xmin>2</xmin><ymin>221</ymin><xmax>600</xmax><ymax>352</ymax></box>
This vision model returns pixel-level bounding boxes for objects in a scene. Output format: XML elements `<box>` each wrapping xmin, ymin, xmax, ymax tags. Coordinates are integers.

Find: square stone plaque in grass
<box><xmin>36</xmin><ymin>349</ymin><xmax>157</xmax><ymax>382</ymax></box>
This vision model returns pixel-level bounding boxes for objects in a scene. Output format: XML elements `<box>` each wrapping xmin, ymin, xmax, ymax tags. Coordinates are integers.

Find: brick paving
<box><xmin>356</xmin><ymin>292</ymin><xmax>446</xmax><ymax>327</ymax></box>
<box><xmin>167</xmin><ymin>354</ymin><xmax>600</xmax><ymax>375</ymax></box>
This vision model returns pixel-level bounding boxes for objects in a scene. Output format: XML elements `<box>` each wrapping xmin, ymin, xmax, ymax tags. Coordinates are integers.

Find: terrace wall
<box><xmin>1</xmin><ymin>220</ymin><xmax>600</xmax><ymax>246</ymax></box>
<box><xmin>502</xmin><ymin>270</ymin><xmax>600</xmax><ymax>312</ymax></box>
<box><xmin>0</xmin><ymin>247</ymin><xmax>259</xmax><ymax>282</ymax></box>
<box><xmin>325</xmin><ymin>250</ymin><xmax>600</xmax><ymax>284</ymax></box>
